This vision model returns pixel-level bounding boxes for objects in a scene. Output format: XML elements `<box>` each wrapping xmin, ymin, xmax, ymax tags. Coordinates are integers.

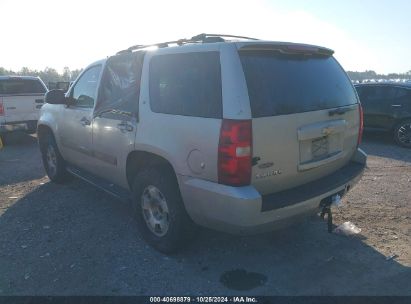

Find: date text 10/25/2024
<box><xmin>150</xmin><ymin>297</ymin><xmax>258</xmax><ymax>303</ymax></box>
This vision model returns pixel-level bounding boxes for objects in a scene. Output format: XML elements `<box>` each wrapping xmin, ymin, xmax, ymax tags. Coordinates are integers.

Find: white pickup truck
<box><xmin>0</xmin><ymin>76</ymin><xmax>47</xmax><ymax>134</ymax></box>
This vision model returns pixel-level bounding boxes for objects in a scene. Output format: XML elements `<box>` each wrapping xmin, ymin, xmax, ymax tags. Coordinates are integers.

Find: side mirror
<box><xmin>45</xmin><ymin>89</ymin><xmax>67</xmax><ymax>104</ymax></box>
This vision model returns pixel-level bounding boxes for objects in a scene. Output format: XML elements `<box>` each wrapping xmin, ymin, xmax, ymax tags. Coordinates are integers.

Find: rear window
<box><xmin>149</xmin><ymin>52</ymin><xmax>222</xmax><ymax>118</ymax></box>
<box><xmin>0</xmin><ymin>78</ymin><xmax>46</xmax><ymax>95</ymax></box>
<box><xmin>239</xmin><ymin>51</ymin><xmax>358</xmax><ymax>117</ymax></box>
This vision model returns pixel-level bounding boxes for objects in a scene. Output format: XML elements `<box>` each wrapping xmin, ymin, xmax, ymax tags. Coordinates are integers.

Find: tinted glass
<box><xmin>362</xmin><ymin>87</ymin><xmax>383</xmax><ymax>101</ymax></box>
<box><xmin>357</xmin><ymin>86</ymin><xmax>398</xmax><ymax>102</ymax></box>
<box><xmin>395</xmin><ymin>88</ymin><xmax>409</xmax><ymax>99</ymax></box>
<box><xmin>149</xmin><ymin>52</ymin><xmax>222</xmax><ymax>118</ymax></box>
<box><xmin>355</xmin><ymin>86</ymin><xmax>363</xmax><ymax>99</ymax></box>
<box><xmin>239</xmin><ymin>51</ymin><xmax>358</xmax><ymax>117</ymax></box>
<box><xmin>72</xmin><ymin>65</ymin><xmax>102</xmax><ymax>108</ymax></box>
<box><xmin>0</xmin><ymin>78</ymin><xmax>46</xmax><ymax>95</ymax></box>
<box><xmin>384</xmin><ymin>87</ymin><xmax>398</xmax><ymax>99</ymax></box>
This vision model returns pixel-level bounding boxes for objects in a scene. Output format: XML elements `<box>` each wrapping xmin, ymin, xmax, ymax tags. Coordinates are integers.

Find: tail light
<box><xmin>218</xmin><ymin>119</ymin><xmax>252</xmax><ymax>186</ymax></box>
<box><xmin>0</xmin><ymin>99</ymin><xmax>4</xmax><ymax>116</ymax></box>
<box><xmin>357</xmin><ymin>103</ymin><xmax>364</xmax><ymax>146</ymax></box>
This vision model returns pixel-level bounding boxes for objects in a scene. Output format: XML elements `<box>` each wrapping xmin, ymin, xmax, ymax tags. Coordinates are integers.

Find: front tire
<box><xmin>394</xmin><ymin>119</ymin><xmax>411</xmax><ymax>148</ymax></box>
<box><xmin>131</xmin><ymin>167</ymin><xmax>197</xmax><ymax>253</ymax></box>
<box><xmin>40</xmin><ymin>133</ymin><xmax>69</xmax><ymax>183</ymax></box>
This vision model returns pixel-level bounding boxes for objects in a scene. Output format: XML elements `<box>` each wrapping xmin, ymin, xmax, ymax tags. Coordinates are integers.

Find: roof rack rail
<box><xmin>191</xmin><ymin>33</ymin><xmax>259</xmax><ymax>42</ymax></box>
<box><xmin>116</xmin><ymin>33</ymin><xmax>259</xmax><ymax>55</ymax></box>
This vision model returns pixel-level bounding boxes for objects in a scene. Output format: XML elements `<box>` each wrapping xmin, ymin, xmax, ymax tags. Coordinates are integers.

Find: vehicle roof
<box><xmin>115</xmin><ymin>34</ymin><xmax>334</xmax><ymax>56</ymax></box>
<box><xmin>92</xmin><ymin>37</ymin><xmax>335</xmax><ymax>71</ymax></box>
<box><xmin>141</xmin><ymin>40</ymin><xmax>332</xmax><ymax>56</ymax></box>
<box><xmin>146</xmin><ymin>40</ymin><xmax>331</xmax><ymax>50</ymax></box>
<box><xmin>0</xmin><ymin>75</ymin><xmax>42</xmax><ymax>80</ymax></box>
<box><xmin>354</xmin><ymin>82</ymin><xmax>411</xmax><ymax>89</ymax></box>
<box><xmin>88</xmin><ymin>59</ymin><xmax>106</xmax><ymax>66</ymax></box>
<box><xmin>233</xmin><ymin>40</ymin><xmax>332</xmax><ymax>51</ymax></box>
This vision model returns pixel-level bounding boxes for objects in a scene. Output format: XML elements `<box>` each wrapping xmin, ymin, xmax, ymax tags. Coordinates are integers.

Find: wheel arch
<box><xmin>37</xmin><ymin>123</ymin><xmax>55</xmax><ymax>146</ymax></box>
<box><xmin>125</xmin><ymin>150</ymin><xmax>179</xmax><ymax>189</ymax></box>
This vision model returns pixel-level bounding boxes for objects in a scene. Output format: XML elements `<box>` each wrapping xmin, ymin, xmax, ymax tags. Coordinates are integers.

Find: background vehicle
<box><xmin>355</xmin><ymin>82</ymin><xmax>411</xmax><ymax>147</ymax></box>
<box><xmin>37</xmin><ymin>34</ymin><xmax>366</xmax><ymax>253</ymax></box>
<box><xmin>48</xmin><ymin>81</ymin><xmax>71</xmax><ymax>92</ymax></box>
<box><xmin>0</xmin><ymin>76</ymin><xmax>47</xmax><ymax>134</ymax></box>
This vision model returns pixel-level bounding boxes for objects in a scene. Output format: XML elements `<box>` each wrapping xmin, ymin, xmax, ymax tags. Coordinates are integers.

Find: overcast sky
<box><xmin>1</xmin><ymin>0</ymin><xmax>410</xmax><ymax>74</ymax></box>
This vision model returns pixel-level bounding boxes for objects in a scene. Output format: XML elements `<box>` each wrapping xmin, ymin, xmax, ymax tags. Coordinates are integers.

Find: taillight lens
<box><xmin>357</xmin><ymin>103</ymin><xmax>364</xmax><ymax>146</ymax></box>
<box><xmin>0</xmin><ymin>100</ymin><xmax>4</xmax><ymax>116</ymax></box>
<box><xmin>218</xmin><ymin>119</ymin><xmax>252</xmax><ymax>186</ymax></box>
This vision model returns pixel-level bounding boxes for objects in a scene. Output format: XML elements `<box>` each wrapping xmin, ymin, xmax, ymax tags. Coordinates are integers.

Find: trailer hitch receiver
<box><xmin>320</xmin><ymin>192</ymin><xmax>344</xmax><ymax>233</ymax></box>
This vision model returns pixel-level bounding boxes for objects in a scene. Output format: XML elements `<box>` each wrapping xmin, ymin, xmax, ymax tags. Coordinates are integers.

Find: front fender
<box><xmin>37</xmin><ymin>104</ymin><xmax>63</xmax><ymax>149</ymax></box>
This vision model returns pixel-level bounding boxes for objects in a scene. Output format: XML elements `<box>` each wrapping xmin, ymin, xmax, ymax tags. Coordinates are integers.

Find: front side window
<box><xmin>71</xmin><ymin>65</ymin><xmax>102</xmax><ymax>108</ymax></box>
<box><xmin>149</xmin><ymin>52</ymin><xmax>222</xmax><ymax>118</ymax></box>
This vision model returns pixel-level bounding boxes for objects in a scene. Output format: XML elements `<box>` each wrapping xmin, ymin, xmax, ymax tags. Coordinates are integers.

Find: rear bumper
<box><xmin>0</xmin><ymin>120</ymin><xmax>37</xmax><ymax>133</ymax></box>
<box><xmin>179</xmin><ymin>148</ymin><xmax>367</xmax><ymax>234</ymax></box>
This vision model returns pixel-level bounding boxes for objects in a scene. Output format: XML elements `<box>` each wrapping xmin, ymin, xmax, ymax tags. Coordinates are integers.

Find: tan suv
<box><xmin>37</xmin><ymin>34</ymin><xmax>367</xmax><ymax>253</ymax></box>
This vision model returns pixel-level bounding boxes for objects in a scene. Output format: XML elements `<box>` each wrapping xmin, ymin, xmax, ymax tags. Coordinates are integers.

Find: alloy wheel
<box><xmin>141</xmin><ymin>185</ymin><xmax>170</xmax><ymax>237</ymax></box>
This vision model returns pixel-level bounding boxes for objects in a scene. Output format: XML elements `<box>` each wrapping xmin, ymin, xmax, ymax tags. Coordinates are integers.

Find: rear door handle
<box><xmin>117</xmin><ymin>121</ymin><xmax>134</xmax><ymax>132</ymax></box>
<box><xmin>391</xmin><ymin>104</ymin><xmax>402</xmax><ymax>107</ymax></box>
<box><xmin>80</xmin><ymin>117</ymin><xmax>91</xmax><ymax>126</ymax></box>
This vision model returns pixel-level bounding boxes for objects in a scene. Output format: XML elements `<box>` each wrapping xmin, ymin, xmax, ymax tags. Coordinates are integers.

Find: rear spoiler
<box><xmin>238</xmin><ymin>43</ymin><xmax>334</xmax><ymax>56</ymax></box>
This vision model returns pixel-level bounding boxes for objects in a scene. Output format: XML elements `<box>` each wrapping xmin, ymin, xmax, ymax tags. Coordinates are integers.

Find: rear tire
<box><xmin>394</xmin><ymin>119</ymin><xmax>411</xmax><ymax>148</ymax></box>
<box><xmin>131</xmin><ymin>167</ymin><xmax>197</xmax><ymax>253</ymax></box>
<box><xmin>40</xmin><ymin>132</ymin><xmax>69</xmax><ymax>183</ymax></box>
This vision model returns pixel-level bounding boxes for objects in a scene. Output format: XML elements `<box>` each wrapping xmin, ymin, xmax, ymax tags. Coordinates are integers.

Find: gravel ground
<box><xmin>0</xmin><ymin>131</ymin><xmax>410</xmax><ymax>295</ymax></box>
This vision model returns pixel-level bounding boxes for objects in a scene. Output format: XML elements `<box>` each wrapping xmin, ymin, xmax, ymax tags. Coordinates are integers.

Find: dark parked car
<box><xmin>355</xmin><ymin>82</ymin><xmax>411</xmax><ymax>148</ymax></box>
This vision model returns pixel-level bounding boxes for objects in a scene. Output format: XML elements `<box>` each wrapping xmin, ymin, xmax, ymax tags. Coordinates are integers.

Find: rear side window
<box><xmin>239</xmin><ymin>51</ymin><xmax>358</xmax><ymax>117</ymax></box>
<box><xmin>0</xmin><ymin>78</ymin><xmax>46</xmax><ymax>95</ymax></box>
<box><xmin>149</xmin><ymin>52</ymin><xmax>222</xmax><ymax>118</ymax></box>
<box><xmin>395</xmin><ymin>88</ymin><xmax>409</xmax><ymax>99</ymax></box>
<box><xmin>365</xmin><ymin>86</ymin><xmax>396</xmax><ymax>100</ymax></box>
<box><xmin>356</xmin><ymin>86</ymin><xmax>404</xmax><ymax>103</ymax></box>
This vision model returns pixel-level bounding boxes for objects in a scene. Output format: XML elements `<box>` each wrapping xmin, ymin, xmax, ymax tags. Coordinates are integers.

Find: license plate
<box><xmin>2</xmin><ymin>123</ymin><xmax>28</xmax><ymax>132</ymax></box>
<box><xmin>312</xmin><ymin>136</ymin><xmax>329</xmax><ymax>159</ymax></box>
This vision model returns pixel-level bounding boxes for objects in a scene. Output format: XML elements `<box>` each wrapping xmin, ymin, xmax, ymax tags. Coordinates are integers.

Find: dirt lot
<box><xmin>0</xmin><ymin>131</ymin><xmax>410</xmax><ymax>295</ymax></box>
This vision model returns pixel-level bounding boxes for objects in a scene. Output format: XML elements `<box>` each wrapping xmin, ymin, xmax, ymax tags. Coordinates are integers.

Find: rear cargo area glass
<box><xmin>0</xmin><ymin>79</ymin><xmax>46</xmax><ymax>95</ymax></box>
<box><xmin>239</xmin><ymin>51</ymin><xmax>358</xmax><ymax>117</ymax></box>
